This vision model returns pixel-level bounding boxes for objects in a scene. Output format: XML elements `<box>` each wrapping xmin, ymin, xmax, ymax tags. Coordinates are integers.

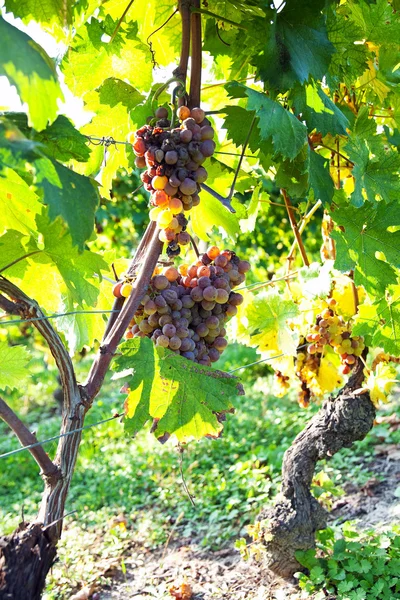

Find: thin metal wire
<box><xmin>0</xmin><ymin>309</ymin><xmax>121</xmax><ymax>326</ymax></box>
<box><xmin>0</xmin><ymin>343</ymin><xmax>310</xmax><ymax>461</ymax></box>
<box><xmin>0</xmin><ymin>414</ymin><xmax>123</xmax><ymax>460</ymax></box>
<box><xmin>228</xmin><ymin>344</ymin><xmax>308</xmax><ymax>374</ymax></box>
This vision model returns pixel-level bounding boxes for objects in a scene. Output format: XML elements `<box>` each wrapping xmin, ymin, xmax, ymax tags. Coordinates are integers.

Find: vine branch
<box><xmin>175</xmin><ymin>0</ymin><xmax>191</xmax><ymax>95</ymax></box>
<box><xmin>188</xmin><ymin>0</ymin><xmax>202</xmax><ymax>108</ymax></box>
<box><xmin>0</xmin><ymin>397</ymin><xmax>60</xmax><ymax>480</ymax></box>
<box><xmin>109</xmin><ymin>0</ymin><xmax>135</xmax><ymax>43</ymax></box>
<box><xmin>282</xmin><ymin>189</ymin><xmax>310</xmax><ymax>268</ymax></box>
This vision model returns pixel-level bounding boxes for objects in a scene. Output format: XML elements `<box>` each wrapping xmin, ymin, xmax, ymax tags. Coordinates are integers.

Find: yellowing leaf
<box><xmin>367</xmin><ymin>362</ymin><xmax>398</xmax><ymax>405</ymax></box>
<box><xmin>301</xmin><ymin>352</ymin><xmax>343</xmax><ymax>398</ymax></box>
<box><xmin>113</xmin><ymin>338</ymin><xmax>244</xmax><ymax>442</ymax></box>
<box><xmin>331</xmin><ymin>274</ymin><xmax>360</xmax><ymax>319</ymax></box>
<box><xmin>0</xmin><ymin>341</ymin><xmax>31</xmax><ymax>390</ymax></box>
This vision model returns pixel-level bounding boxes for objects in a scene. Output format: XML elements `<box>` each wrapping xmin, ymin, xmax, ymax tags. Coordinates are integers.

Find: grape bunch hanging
<box><xmin>125</xmin><ymin>246</ymin><xmax>249</xmax><ymax>366</ymax></box>
<box><xmin>294</xmin><ymin>298</ymin><xmax>365</xmax><ymax>406</ymax></box>
<box><xmin>129</xmin><ymin>105</ymin><xmax>215</xmax><ymax>257</ymax></box>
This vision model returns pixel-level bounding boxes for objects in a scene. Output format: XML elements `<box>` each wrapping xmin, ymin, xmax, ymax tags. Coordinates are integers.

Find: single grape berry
<box><xmin>155</xmin><ymin>106</ymin><xmax>168</xmax><ymax>119</ymax></box>
<box><xmin>177</xmin><ymin>106</ymin><xmax>191</xmax><ymax>121</ymax></box>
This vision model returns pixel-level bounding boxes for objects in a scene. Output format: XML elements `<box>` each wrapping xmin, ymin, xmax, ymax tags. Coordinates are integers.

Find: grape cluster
<box><xmin>126</xmin><ymin>246</ymin><xmax>250</xmax><ymax>366</ymax></box>
<box><xmin>305</xmin><ymin>298</ymin><xmax>365</xmax><ymax>374</ymax></box>
<box><xmin>129</xmin><ymin>105</ymin><xmax>215</xmax><ymax>257</ymax></box>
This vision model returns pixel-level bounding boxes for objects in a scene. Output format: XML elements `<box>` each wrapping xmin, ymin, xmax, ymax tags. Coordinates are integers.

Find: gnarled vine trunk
<box><xmin>258</xmin><ymin>358</ymin><xmax>375</xmax><ymax>578</ymax></box>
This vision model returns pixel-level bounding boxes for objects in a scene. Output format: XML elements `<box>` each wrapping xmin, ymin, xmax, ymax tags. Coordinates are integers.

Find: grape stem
<box><xmin>189</xmin><ymin>235</ymin><xmax>200</xmax><ymax>258</ymax></box>
<box><xmin>109</xmin><ymin>0</ymin><xmax>135</xmax><ymax>43</ymax></box>
<box><xmin>282</xmin><ymin>189</ymin><xmax>310</xmax><ymax>268</ymax></box>
<box><xmin>175</xmin><ymin>0</ymin><xmax>192</xmax><ymax>99</ymax></box>
<box><xmin>189</xmin><ymin>6</ymin><xmax>247</xmax><ymax>29</ymax></box>
<box><xmin>201</xmin><ymin>115</ymin><xmax>256</xmax><ymax>214</ymax></box>
<box><xmin>189</xmin><ymin>0</ymin><xmax>202</xmax><ymax>108</ymax></box>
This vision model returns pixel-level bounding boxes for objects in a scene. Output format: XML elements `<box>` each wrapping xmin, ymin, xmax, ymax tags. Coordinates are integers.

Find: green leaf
<box><xmin>348</xmin><ymin>0</ymin><xmax>400</xmax><ymax>44</ymax></box>
<box><xmin>34</xmin><ymin>212</ymin><xmax>107</xmax><ymax>308</ymax></box>
<box><xmin>354</xmin><ymin>290</ymin><xmax>400</xmax><ymax>356</ymax></box>
<box><xmin>346</xmin><ymin>134</ymin><xmax>400</xmax><ymax>206</ymax></box>
<box><xmin>326</xmin><ymin>5</ymin><xmax>368</xmax><ymax>87</ymax></box>
<box><xmin>0</xmin><ymin>167</ymin><xmax>42</xmax><ymax>236</ymax></box>
<box><xmin>112</xmin><ymin>338</ymin><xmax>244</xmax><ymax>442</ymax></box>
<box><xmin>226</xmin><ymin>84</ymin><xmax>307</xmax><ymax>160</ymax></box>
<box><xmin>191</xmin><ymin>191</ymin><xmax>240</xmax><ymax>241</ymax></box>
<box><xmin>35</xmin><ymin>157</ymin><xmax>100</xmax><ymax>250</ymax></box>
<box><xmin>81</xmin><ymin>78</ymin><xmax>144</xmax><ymax>196</ymax></box>
<box><xmin>4</xmin><ymin>0</ymin><xmax>74</xmax><ymax>39</ymax></box>
<box><xmin>275</xmin><ymin>147</ymin><xmax>310</xmax><ymax>198</ymax></box>
<box><xmin>243</xmin><ymin>291</ymin><xmax>299</xmax><ymax>355</ymax></box>
<box><xmin>0</xmin><ymin>341</ymin><xmax>31</xmax><ymax>391</ymax></box>
<box><xmin>330</xmin><ymin>201</ymin><xmax>400</xmax><ymax>296</ymax></box>
<box><xmin>222</xmin><ymin>106</ymin><xmax>263</xmax><ymax>154</ymax></box>
<box><xmin>309</xmin><ymin>151</ymin><xmax>335</xmax><ymax>206</ymax></box>
<box><xmin>0</xmin><ymin>230</ymin><xmax>32</xmax><ymax>278</ymax></box>
<box><xmin>0</xmin><ymin>17</ymin><xmax>63</xmax><ymax>131</ymax></box>
<box><xmin>252</xmin><ymin>1</ymin><xmax>334</xmax><ymax>90</ymax></box>
<box><xmin>33</xmin><ymin>116</ymin><xmax>91</xmax><ymax>163</ymax></box>
<box><xmin>239</xmin><ymin>185</ymin><xmax>261</xmax><ymax>234</ymax></box>
<box><xmin>62</xmin><ymin>20</ymin><xmax>152</xmax><ymax>99</ymax></box>
<box><xmin>291</xmin><ymin>84</ymin><xmax>349</xmax><ymax>136</ymax></box>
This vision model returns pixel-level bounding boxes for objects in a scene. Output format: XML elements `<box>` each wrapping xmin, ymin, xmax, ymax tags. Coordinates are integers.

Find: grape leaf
<box><xmin>0</xmin><ymin>17</ymin><xmax>63</xmax><ymax>131</ymax></box>
<box><xmin>242</xmin><ymin>291</ymin><xmax>300</xmax><ymax>355</ymax></box>
<box><xmin>290</xmin><ymin>84</ymin><xmax>349</xmax><ymax>136</ymax></box>
<box><xmin>62</xmin><ymin>19</ymin><xmax>152</xmax><ymax>98</ymax></box>
<box><xmin>239</xmin><ymin>185</ymin><xmax>261</xmax><ymax>234</ymax></box>
<box><xmin>112</xmin><ymin>338</ymin><xmax>244</xmax><ymax>442</ymax></box>
<box><xmin>275</xmin><ymin>147</ymin><xmax>309</xmax><ymax>198</ymax></box>
<box><xmin>4</xmin><ymin>0</ymin><xmax>74</xmax><ymax>40</ymax></box>
<box><xmin>251</xmin><ymin>0</ymin><xmax>334</xmax><ymax>90</ymax></box>
<box><xmin>0</xmin><ymin>341</ymin><xmax>31</xmax><ymax>391</ymax></box>
<box><xmin>33</xmin><ymin>212</ymin><xmax>107</xmax><ymax>308</ymax></box>
<box><xmin>348</xmin><ymin>0</ymin><xmax>400</xmax><ymax>44</ymax></box>
<box><xmin>353</xmin><ymin>290</ymin><xmax>400</xmax><ymax>356</ymax></box>
<box><xmin>330</xmin><ymin>201</ymin><xmax>400</xmax><ymax>296</ymax></box>
<box><xmin>346</xmin><ymin>135</ymin><xmax>400</xmax><ymax>206</ymax></box>
<box><xmin>191</xmin><ymin>191</ymin><xmax>240</xmax><ymax>241</ymax></box>
<box><xmin>0</xmin><ymin>230</ymin><xmax>31</xmax><ymax>278</ymax></box>
<box><xmin>309</xmin><ymin>151</ymin><xmax>335</xmax><ymax>206</ymax></box>
<box><xmin>34</xmin><ymin>157</ymin><xmax>100</xmax><ymax>250</ymax></box>
<box><xmin>326</xmin><ymin>6</ymin><xmax>368</xmax><ymax>87</ymax></box>
<box><xmin>0</xmin><ymin>167</ymin><xmax>42</xmax><ymax>236</ymax></box>
<box><xmin>81</xmin><ymin>78</ymin><xmax>144</xmax><ymax>196</ymax></box>
<box><xmin>298</xmin><ymin>261</ymin><xmax>333</xmax><ymax>299</ymax></box>
<box><xmin>222</xmin><ymin>106</ymin><xmax>267</xmax><ymax>155</ymax></box>
<box><xmin>226</xmin><ymin>83</ymin><xmax>307</xmax><ymax>160</ymax></box>
<box><xmin>32</xmin><ymin>116</ymin><xmax>91</xmax><ymax>163</ymax></box>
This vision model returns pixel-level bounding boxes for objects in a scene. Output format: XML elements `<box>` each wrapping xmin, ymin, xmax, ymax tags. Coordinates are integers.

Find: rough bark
<box><xmin>0</xmin><ymin>524</ymin><xmax>57</xmax><ymax>600</ymax></box>
<box><xmin>258</xmin><ymin>358</ymin><xmax>376</xmax><ymax>578</ymax></box>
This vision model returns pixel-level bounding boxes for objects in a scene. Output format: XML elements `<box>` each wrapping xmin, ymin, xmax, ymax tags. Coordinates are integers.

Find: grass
<box><xmin>0</xmin><ymin>344</ymin><xmax>399</xmax><ymax>598</ymax></box>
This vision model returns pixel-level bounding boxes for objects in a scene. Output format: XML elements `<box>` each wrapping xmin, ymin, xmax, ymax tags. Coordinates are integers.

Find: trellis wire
<box><xmin>228</xmin><ymin>344</ymin><xmax>308</xmax><ymax>373</ymax></box>
<box><xmin>84</xmin><ymin>134</ymin><xmax>256</xmax><ymax>159</ymax></box>
<box><xmin>0</xmin><ymin>414</ymin><xmax>123</xmax><ymax>461</ymax></box>
<box><xmin>0</xmin><ymin>344</ymin><xmax>309</xmax><ymax>462</ymax></box>
<box><xmin>0</xmin><ymin>309</ymin><xmax>121</xmax><ymax>326</ymax></box>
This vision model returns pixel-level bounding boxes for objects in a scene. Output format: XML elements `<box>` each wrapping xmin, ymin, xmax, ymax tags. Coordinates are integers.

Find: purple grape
<box><xmin>162</xmin><ymin>323</ymin><xmax>177</xmax><ymax>337</ymax></box>
<box><xmin>169</xmin><ymin>335</ymin><xmax>182</xmax><ymax>350</ymax></box>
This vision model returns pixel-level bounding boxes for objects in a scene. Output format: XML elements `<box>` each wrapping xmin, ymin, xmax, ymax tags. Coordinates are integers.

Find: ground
<box><xmin>75</xmin><ymin>435</ymin><xmax>400</xmax><ymax>600</ymax></box>
<box><xmin>1</xmin><ymin>353</ymin><xmax>399</xmax><ymax>600</ymax></box>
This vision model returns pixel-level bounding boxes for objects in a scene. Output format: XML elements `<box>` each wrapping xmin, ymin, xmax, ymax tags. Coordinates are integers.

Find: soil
<box><xmin>91</xmin><ymin>436</ymin><xmax>400</xmax><ymax>600</ymax></box>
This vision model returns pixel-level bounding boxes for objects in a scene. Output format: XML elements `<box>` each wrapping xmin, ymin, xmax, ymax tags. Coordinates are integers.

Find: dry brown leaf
<box><xmin>169</xmin><ymin>581</ymin><xmax>193</xmax><ymax>600</ymax></box>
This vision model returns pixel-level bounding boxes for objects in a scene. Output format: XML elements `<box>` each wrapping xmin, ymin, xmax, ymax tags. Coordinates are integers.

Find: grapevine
<box><xmin>128</xmin><ymin>105</ymin><xmax>215</xmax><ymax>257</ymax></box>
